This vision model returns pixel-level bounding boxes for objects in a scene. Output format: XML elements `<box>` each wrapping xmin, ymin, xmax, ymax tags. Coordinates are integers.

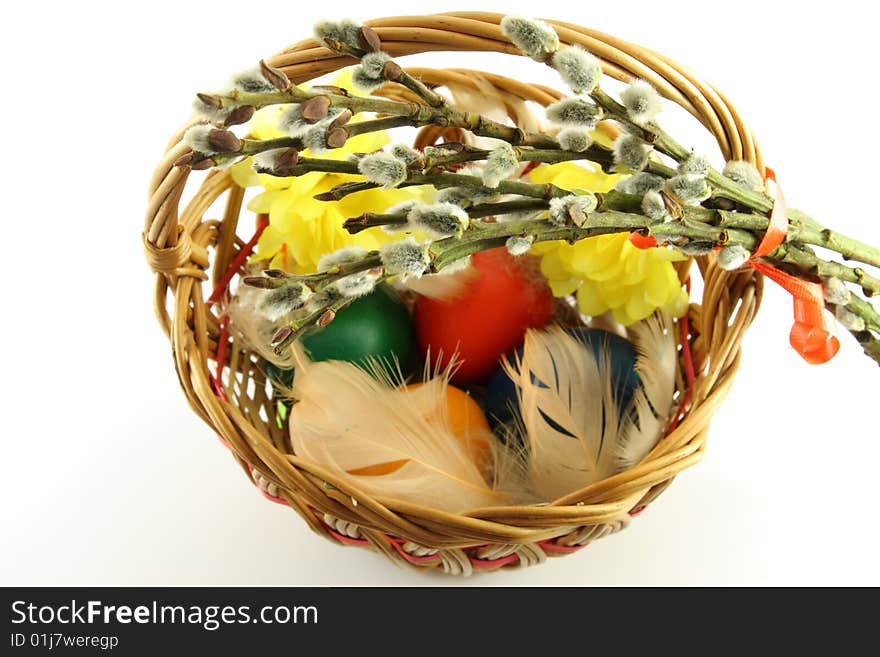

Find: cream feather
<box><xmin>226</xmin><ymin>278</ymin><xmax>296</xmax><ymax>368</ymax></box>
<box><xmin>445</xmin><ymin>76</ymin><xmax>542</xmax><ymax>137</ymax></box>
<box><xmin>398</xmin><ymin>256</ymin><xmax>479</xmax><ymax>300</ymax></box>
<box><xmin>505</xmin><ymin>312</ymin><xmax>678</xmax><ymax>501</ymax></box>
<box><xmin>288</xmin><ymin>351</ymin><xmax>507</xmax><ymax>513</ymax></box>
<box><xmin>616</xmin><ymin>311</ymin><xmax>678</xmax><ymax>471</ymax></box>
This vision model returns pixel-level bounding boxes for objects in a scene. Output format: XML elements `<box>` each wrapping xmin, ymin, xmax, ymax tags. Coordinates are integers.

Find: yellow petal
<box><xmin>623</xmin><ymin>292</ymin><xmax>656</xmax><ymax>324</ymax></box>
<box><xmin>230</xmin><ymin>157</ymin><xmax>260</xmax><ymax>188</ymax></box>
<box><xmin>539</xmin><ymin>248</ymin><xmax>572</xmax><ymax>281</ymax></box>
<box><xmin>597</xmin><ymin>281</ymin><xmax>630</xmax><ymax>308</ymax></box>
<box><xmin>529</xmin><ymin>240</ymin><xmax>563</xmax><ymax>256</ymax></box>
<box><xmin>664</xmin><ymin>286</ymin><xmax>690</xmax><ymax>318</ymax></box>
<box><xmin>576</xmin><ymin>279</ymin><xmax>610</xmax><ymax>316</ymax></box>
<box><xmin>247</xmin><ymin>189</ymin><xmax>283</xmax><ymax>214</ymax></box>
<box><xmin>643</xmin><ymin>261</ymin><xmax>680</xmax><ymax>306</ymax></box>
<box><xmin>550</xmin><ymin>278</ymin><xmax>581</xmax><ymax>297</ymax></box>
<box><xmin>249</xmin><ymin>105</ymin><xmax>287</xmax><ymax>140</ymax></box>
<box><xmin>529</xmin><ymin>162</ymin><xmax>619</xmax><ymax>193</ymax></box>
<box><xmin>252</xmin><ymin>226</ymin><xmax>288</xmax><ymax>264</ymax></box>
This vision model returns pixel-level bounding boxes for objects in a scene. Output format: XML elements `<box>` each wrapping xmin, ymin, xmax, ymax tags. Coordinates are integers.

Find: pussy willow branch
<box><xmin>343</xmin><ymin>198</ymin><xmax>550</xmax><ymax>233</ymax></box>
<box><xmin>210</xmin><ymin>85</ymin><xmax>559</xmax><ymax>148</ymax></box>
<box><xmin>590</xmin><ymin>87</ymin><xmax>775</xmax><ymax>214</ymax></box>
<box><xmin>258</xmin><ymin>155</ymin><xmax>572</xmax><ymax>199</ymax></box>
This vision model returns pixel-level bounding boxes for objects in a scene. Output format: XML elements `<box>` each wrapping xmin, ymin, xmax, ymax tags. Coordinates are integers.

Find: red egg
<box><xmin>413</xmin><ymin>247</ymin><xmax>554</xmax><ymax>384</ymax></box>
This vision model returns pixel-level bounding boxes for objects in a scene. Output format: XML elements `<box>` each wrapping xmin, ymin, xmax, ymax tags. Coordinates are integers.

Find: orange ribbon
<box><xmin>749</xmin><ymin>169</ymin><xmax>839</xmax><ymax>364</ymax></box>
<box><xmin>628</xmin><ymin>232</ymin><xmax>658</xmax><ymax>249</ymax></box>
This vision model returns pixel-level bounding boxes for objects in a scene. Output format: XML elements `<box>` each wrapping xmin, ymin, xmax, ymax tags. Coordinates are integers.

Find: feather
<box><xmin>398</xmin><ymin>256</ymin><xmax>479</xmax><ymax>300</ymax></box>
<box><xmin>226</xmin><ymin>278</ymin><xmax>297</xmax><ymax>368</ymax></box>
<box><xmin>445</xmin><ymin>75</ymin><xmax>542</xmax><ymax>137</ymax></box>
<box><xmin>288</xmin><ymin>349</ymin><xmax>507</xmax><ymax>513</ymax></box>
<box><xmin>616</xmin><ymin>311</ymin><xmax>678</xmax><ymax>471</ymax></box>
<box><xmin>505</xmin><ymin>326</ymin><xmax>628</xmax><ymax>500</ymax></box>
<box><xmin>505</xmin><ymin>312</ymin><xmax>677</xmax><ymax>501</ymax></box>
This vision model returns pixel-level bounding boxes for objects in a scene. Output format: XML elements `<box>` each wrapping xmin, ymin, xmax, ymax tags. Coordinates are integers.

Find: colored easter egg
<box><xmin>302</xmin><ymin>284</ymin><xmax>414</xmax><ymax>376</ymax></box>
<box><xmin>413</xmin><ymin>247</ymin><xmax>554</xmax><ymax>384</ymax></box>
<box><xmin>485</xmin><ymin>327</ymin><xmax>642</xmax><ymax>429</ymax></box>
<box><xmin>346</xmin><ymin>383</ymin><xmax>493</xmax><ymax>478</ymax></box>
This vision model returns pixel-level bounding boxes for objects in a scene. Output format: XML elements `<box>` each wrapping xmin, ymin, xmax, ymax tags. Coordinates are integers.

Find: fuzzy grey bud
<box><xmin>545</xmin><ymin>98</ymin><xmax>602</xmax><ymax>128</ymax></box>
<box><xmin>391</xmin><ymin>143</ymin><xmax>421</xmax><ymax>163</ymax></box>
<box><xmin>334</xmin><ymin>272</ymin><xmax>378</xmax><ymax>298</ymax></box>
<box><xmin>678</xmin><ymin>153</ymin><xmax>711</xmax><ymax>177</ymax></box>
<box><xmin>279</xmin><ymin>102</ymin><xmax>343</xmax><ymax>139</ymax></box>
<box><xmin>482</xmin><ymin>142</ymin><xmax>519</xmax><ymax>188</ymax></box>
<box><xmin>620</xmin><ymin>79</ymin><xmax>663</xmax><ymax>125</ymax></box>
<box><xmin>380</xmin><ymin>200</ymin><xmax>419</xmax><ymax>233</ymax></box>
<box><xmin>613</xmin><ymin>134</ymin><xmax>651</xmax><ymax>171</ymax></box>
<box><xmin>677</xmin><ymin>241</ymin><xmax>716</xmax><ymax>256</ymax></box>
<box><xmin>183</xmin><ymin>125</ymin><xmax>240</xmax><ymax>155</ymax></box>
<box><xmin>314</xmin><ymin>18</ymin><xmax>362</xmax><ymax>52</ymax></box>
<box><xmin>823</xmin><ymin>277</ymin><xmax>853</xmax><ymax>305</ymax></box>
<box><xmin>253</xmin><ymin>148</ymin><xmax>293</xmax><ymax>174</ymax></box>
<box><xmin>666</xmin><ymin>174</ymin><xmax>711</xmax><ymax>206</ymax></box>
<box><xmin>302</xmin><ymin>127</ymin><xmax>331</xmax><ymax>154</ymax></box>
<box><xmin>380</xmin><ymin>237</ymin><xmax>431</xmax><ymax>279</ymax></box>
<box><xmin>835</xmin><ymin>305</ymin><xmax>866</xmax><ymax>332</ymax></box>
<box><xmin>548</xmin><ymin>194</ymin><xmax>597</xmax><ymax>227</ymax></box>
<box><xmin>435</xmin><ymin>187</ymin><xmax>472</xmax><ymax>207</ymax></box>
<box><xmin>304</xmin><ymin>286</ymin><xmax>343</xmax><ymax>314</ymax></box>
<box><xmin>407</xmin><ymin>202</ymin><xmax>470</xmax><ymax>238</ymax></box>
<box><xmin>208</xmin><ymin>129</ymin><xmax>242</xmax><ymax>153</ymax></box>
<box><xmin>500</xmin><ymin>15</ymin><xmax>559</xmax><ymax>61</ymax></box>
<box><xmin>224</xmin><ymin>105</ymin><xmax>256</xmax><ymax>127</ymax></box>
<box><xmin>183</xmin><ymin>125</ymin><xmax>214</xmax><ymax>154</ymax></box>
<box><xmin>717</xmin><ymin>244</ymin><xmax>751</xmax><ymax>271</ymax></box>
<box><xmin>258</xmin><ymin>282</ymin><xmax>313</xmax><ymax>321</ymax></box>
<box><xmin>551</xmin><ymin>45</ymin><xmax>602</xmax><ymax>94</ymax></box>
<box><xmin>351</xmin><ymin>52</ymin><xmax>393</xmax><ymax>93</ymax></box>
<box><xmin>358</xmin><ymin>151</ymin><xmax>408</xmax><ymax>189</ymax></box>
<box><xmin>556</xmin><ymin>129</ymin><xmax>593</xmax><ymax>152</ymax></box>
<box><xmin>641</xmin><ymin>190</ymin><xmax>670</xmax><ymax>223</ymax></box>
<box><xmin>278</xmin><ymin>104</ymin><xmax>308</xmax><ymax>137</ymax></box>
<box><xmin>259</xmin><ymin>60</ymin><xmax>290</xmax><ymax>91</ymax></box>
<box><xmin>192</xmin><ymin>94</ymin><xmax>233</xmax><ymax>125</ymax></box>
<box><xmin>723</xmin><ymin>160</ymin><xmax>764</xmax><ymax>191</ymax></box>
<box><xmin>506</xmin><ymin>235</ymin><xmax>535</xmax><ymax>256</ymax></box>
<box><xmin>317</xmin><ymin>246</ymin><xmax>368</xmax><ymax>273</ymax></box>
<box><xmin>616</xmin><ymin>172</ymin><xmax>666</xmax><ymax>195</ymax></box>
<box><xmin>435</xmin><ymin>186</ymin><xmax>498</xmax><ymax>208</ymax></box>
<box><xmin>300</xmin><ymin>95</ymin><xmax>332</xmax><ymax>122</ymax></box>
<box><xmin>230</xmin><ymin>65</ymin><xmax>278</xmax><ymax>93</ymax></box>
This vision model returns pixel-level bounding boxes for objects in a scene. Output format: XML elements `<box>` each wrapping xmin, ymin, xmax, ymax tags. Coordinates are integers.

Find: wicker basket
<box><xmin>143</xmin><ymin>11</ymin><xmax>763</xmax><ymax>575</ymax></box>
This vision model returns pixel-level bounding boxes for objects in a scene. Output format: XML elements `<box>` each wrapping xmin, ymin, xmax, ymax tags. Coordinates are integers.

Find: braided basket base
<box><xmin>143</xmin><ymin>12</ymin><xmax>763</xmax><ymax>574</ymax></box>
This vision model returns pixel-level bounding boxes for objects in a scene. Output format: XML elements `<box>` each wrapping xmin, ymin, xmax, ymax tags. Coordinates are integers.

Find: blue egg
<box><xmin>485</xmin><ymin>327</ymin><xmax>642</xmax><ymax>430</ymax></box>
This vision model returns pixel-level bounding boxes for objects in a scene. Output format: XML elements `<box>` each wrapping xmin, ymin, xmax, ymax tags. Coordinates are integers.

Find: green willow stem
<box><xmin>343</xmin><ymin>198</ymin><xmax>551</xmax><ymax>233</ymax></box>
<box><xmin>771</xmin><ymin>243</ymin><xmax>880</xmax><ymax>298</ymax></box>
<box><xmin>212</xmin><ymin>85</ymin><xmax>560</xmax><ymax>148</ymax></box>
<box><xmin>590</xmin><ymin>87</ymin><xmax>776</xmax><ymax>213</ymax></box>
<box><xmin>342</xmin><ymin>115</ymin><xmax>415</xmax><ymax>138</ymax></box>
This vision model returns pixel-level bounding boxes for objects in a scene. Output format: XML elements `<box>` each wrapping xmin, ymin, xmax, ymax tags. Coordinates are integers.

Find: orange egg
<box><xmin>408</xmin><ymin>383</ymin><xmax>493</xmax><ymax>478</ymax></box>
<box><xmin>344</xmin><ymin>384</ymin><xmax>494</xmax><ymax>479</ymax></box>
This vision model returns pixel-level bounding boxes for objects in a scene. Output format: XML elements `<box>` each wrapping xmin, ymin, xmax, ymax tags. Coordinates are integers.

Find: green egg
<box><xmin>302</xmin><ymin>284</ymin><xmax>414</xmax><ymax>377</ymax></box>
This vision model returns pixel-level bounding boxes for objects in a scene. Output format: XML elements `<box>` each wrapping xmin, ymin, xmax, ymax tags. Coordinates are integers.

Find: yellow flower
<box><xmin>229</xmin><ymin>71</ymin><xmax>432</xmax><ymax>274</ymax></box>
<box><xmin>529</xmin><ymin>162</ymin><xmax>689</xmax><ymax>326</ymax></box>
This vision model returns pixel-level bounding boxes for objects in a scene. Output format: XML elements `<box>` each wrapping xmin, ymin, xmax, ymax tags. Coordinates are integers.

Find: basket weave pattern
<box><xmin>143</xmin><ymin>12</ymin><xmax>763</xmax><ymax>574</ymax></box>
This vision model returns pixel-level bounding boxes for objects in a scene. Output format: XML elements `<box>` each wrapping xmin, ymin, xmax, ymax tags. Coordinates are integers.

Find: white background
<box><xmin>1</xmin><ymin>0</ymin><xmax>878</xmax><ymax>586</ymax></box>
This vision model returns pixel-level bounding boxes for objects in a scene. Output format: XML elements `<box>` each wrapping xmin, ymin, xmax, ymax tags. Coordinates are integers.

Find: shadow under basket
<box><xmin>143</xmin><ymin>12</ymin><xmax>764</xmax><ymax>575</ymax></box>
